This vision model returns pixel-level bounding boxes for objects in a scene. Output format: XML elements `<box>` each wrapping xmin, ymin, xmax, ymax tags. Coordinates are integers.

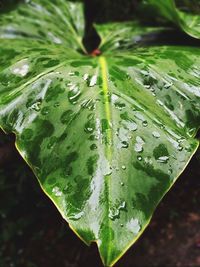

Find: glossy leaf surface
<box><xmin>0</xmin><ymin>0</ymin><xmax>86</xmax><ymax>52</ymax></box>
<box><xmin>0</xmin><ymin>1</ymin><xmax>200</xmax><ymax>266</ymax></box>
<box><xmin>95</xmin><ymin>22</ymin><xmax>165</xmax><ymax>52</ymax></box>
<box><xmin>146</xmin><ymin>0</ymin><xmax>200</xmax><ymax>39</ymax></box>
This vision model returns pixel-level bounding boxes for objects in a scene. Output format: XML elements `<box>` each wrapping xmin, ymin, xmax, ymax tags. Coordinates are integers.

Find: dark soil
<box><xmin>0</xmin><ymin>134</ymin><xmax>200</xmax><ymax>267</ymax></box>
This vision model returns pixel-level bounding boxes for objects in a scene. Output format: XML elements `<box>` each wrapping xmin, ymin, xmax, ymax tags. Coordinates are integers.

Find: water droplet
<box><xmin>114</xmin><ymin>101</ymin><xmax>126</xmax><ymax>110</ymax></box>
<box><xmin>164</xmin><ymin>82</ymin><xmax>173</xmax><ymax>89</ymax></box>
<box><xmin>89</xmin><ymin>75</ymin><xmax>97</xmax><ymax>87</ymax></box>
<box><xmin>41</xmin><ymin>106</ymin><xmax>50</xmax><ymax>115</ymax></box>
<box><xmin>187</xmin><ymin>128</ymin><xmax>196</xmax><ymax>137</ymax></box>
<box><xmin>126</xmin><ymin>218</ymin><xmax>141</xmax><ymax>234</ymax></box>
<box><xmin>134</xmin><ymin>112</ymin><xmax>146</xmax><ymax>122</ymax></box>
<box><xmin>117</xmin><ymin>128</ymin><xmax>129</xmax><ymax>147</ymax></box>
<box><xmin>134</xmin><ymin>144</ymin><xmax>143</xmax><ymax>152</ymax></box>
<box><xmin>121</xmin><ymin>141</ymin><xmax>129</xmax><ymax>148</ymax></box>
<box><xmin>101</xmin><ymin>158</ymin><xmax>112</xmax><ymax>176</ymax></box>
<box><xmin>68</xmin><ymin>211</ymin><xmax>84</xmax><ymax>221</ymax></box>
<box><xmin>177</xmin><ymin>145</ymin><xmax>183</xmax><ymax>151</ymax></box>
<box><xmin>156</xmin><ymin>99</ymin><xmax>164</xmax><ymax>106</ymax></box>
<box><xmin>68</xmin><ymin>71</ymin><xmax>75</xmax><ymax>76</ymax></box>
<box><xmin>81</xmin><ymin>99</ymin><xmax>96</xmax><ymax>110</ymax></box>
<box><xmin>144</xmin><ymin>157</ymin><xmax>152</xmax><ymax>164</ymax></box>
<box><xmin>47</xmin><ymin>136</ymin><xmax>57</xmax><ymax>149</ymax></box>
<box><xmin>157</xmin><ymin>156</ymin><xmax>169</xmax><ymax>163</ymax></box>
<box><xmin>90</xmin><ymin>144</ymin><xmax>97</xmax><ymax>150</ymax></box>
<box><xmin>125</xmin><ymin>121</ymin><xmax>137</xmax><ymax>131</ymax></box>
<box><xmin>134</xmin><ymin>136</ymin><xmax>145</xmax><ymax>153</ymax></box>
<box><xmin>52</xmin><ymin>186</ymin><xmax>62</xmax><ymax>197</ymax></box>
<box><xmin>122</xmin><ymin>165</ymin><xmax>126</xmax><ymax>170</ymax></box>
<box><xmin>119</xmin><ymin>201</ymin><xmax>126</xmax><ymax>209</ymax></box>
<box><xmin>141</xmin><ymin>70</ymin><xmax>149</xmax><ymax>76</ymax></box>
<box><xmin>54</xmin><ymin>102</ymin><xmax>60</xmax><ymax>107</ymax></box>
<box><xmin>60</xmin><ymin>110</ymin><xmax>73</xmax><ymax>124</ymax></box>
<box><xmin>68</xmin><ymin>85</ymin><xmax>81</xmax><ymax>105</ymax></box>
<box><xmin>30</xmin><ymin>100</ymin><xmax>41</xmax><ymax>111</ymax></box>
<box><xmin>109</xmin><ymin>208</ymin><xmax>120</xmax><ymax>220</ymax></box>
<box><xmin>152</xmin><ymin>131</ymin><xmax>161</xmax><ymax>138</ymax></box>
<box><xmin>142</xmin><ymin>120</ymin><xmax>148</xmax><ymax>127</ymax></box>
<box><xmin>104</xmin><ymin>167</ymin><xmax>112</xmax><ymax>176</ymax></box>
<box><xmin>168</xmin><ymin>168</ymin><xmax>173</xmax><ymax>174</ymax></box>
<box><xmin>109</xmin><ymin>201</ymin><xmax>126</xmax><ymax>220</ymax></box>
<box><xmin>83</xmin><ymin>73</ymin><xmax>89</xmax><ymax>81</ymax></box>
<box><xmin>111</xmin><ymin>94</ymin><xmax>119</xmax><ymax>102</ymax></box>
<box><xmin>84</xmin><ymin>121</ymin><xmax>95</xmax><ymax>134</ymax></box>
<box><xmin>87</xmin><ymin>113</ymin><xmax>94</xmax><ymax>120</ymax></box>
<box><xmin>12</xmin><ymin>61</ymin><xmax>29</xmax><ymax>77</ymax></box>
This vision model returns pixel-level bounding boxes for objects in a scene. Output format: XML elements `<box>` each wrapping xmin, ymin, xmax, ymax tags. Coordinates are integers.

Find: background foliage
<box><xmin>0</xmin><ymin>0</ymin><xmax>200</xmax><ymax>266</ymax></box>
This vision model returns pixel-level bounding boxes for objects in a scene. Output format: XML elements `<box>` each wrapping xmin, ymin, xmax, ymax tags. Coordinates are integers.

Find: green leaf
<box><xmin>0</xmin><ymin>0</ymin><xmax>86</xmax><ymax>53</ymax></box>
<box><xmin>0</xmin><ymin>1</ymin><xmax>200</xmax><ymax>266</ymax></box>
<box><xmin>146</xmin><ymin>0</ymin><xmax>200</xmax><ymax>39</ymax></box>
<box><xmin>95</xmin><ymin>21</ymin><xmax>165</xmax><ymax>52</ymax></box>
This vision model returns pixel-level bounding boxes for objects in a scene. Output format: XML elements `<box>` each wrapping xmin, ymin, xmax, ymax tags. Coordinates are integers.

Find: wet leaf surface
<box><xmin>0</xmin><ymin>0</ymin><xmax>199</xmax><ymax>266</ymax></box>
<box><xmin>0</xmin><ymin>140</ymin><xmax>200</xmax><ymax>267</ymax></box>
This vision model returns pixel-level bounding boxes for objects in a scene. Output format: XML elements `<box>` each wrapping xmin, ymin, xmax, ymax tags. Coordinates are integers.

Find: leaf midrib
<box><xmin>99</xmin><ymin>56</ymin><xmax>113</xmax><ymax>263</ymax></box>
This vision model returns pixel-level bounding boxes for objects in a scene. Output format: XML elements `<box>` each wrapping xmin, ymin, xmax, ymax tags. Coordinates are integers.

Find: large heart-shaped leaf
<box><xmin>0</xmin><ymin>1</ymin><xmax>200</xmax><ymax>266</ymax></box>
<box><xmin>146</xmin><ymin>0</ymin><xmax>200</xmax><ymax>39</ymax></box>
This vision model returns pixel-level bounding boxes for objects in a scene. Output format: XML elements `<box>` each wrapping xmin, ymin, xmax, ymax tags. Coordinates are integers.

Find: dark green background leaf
<box><xmin>146</xmin><ymin>0</ymin><xmax>200</xmax><ymax>39</ymax></box>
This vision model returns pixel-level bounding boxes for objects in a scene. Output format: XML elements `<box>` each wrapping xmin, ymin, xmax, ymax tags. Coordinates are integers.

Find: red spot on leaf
<box><xmin>91</xmin><ymin>49</ymin><xmax>101</xmax><ymax>57</ymax></box>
